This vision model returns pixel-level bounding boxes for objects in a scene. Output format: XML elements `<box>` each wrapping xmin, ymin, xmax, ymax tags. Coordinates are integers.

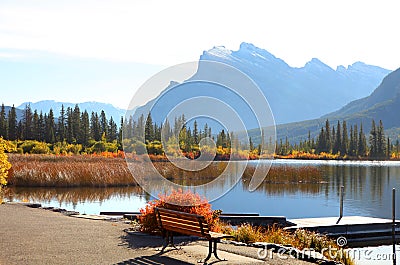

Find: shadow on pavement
<box><xmin>114</xmin><ymin>255</ymin><xmax>194</xmax><ymax>265</ymax></box>
<box><xmin>120</xmin><ymin>232</ymin><xmax>198</xmax><ymax>249</ymax></box>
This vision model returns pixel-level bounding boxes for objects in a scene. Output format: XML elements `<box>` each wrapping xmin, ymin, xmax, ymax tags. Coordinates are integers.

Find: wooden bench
<box><xmin>155</xmin><ymin>207</ymin><xmax>234</xmax><ymax>262</ymax></box>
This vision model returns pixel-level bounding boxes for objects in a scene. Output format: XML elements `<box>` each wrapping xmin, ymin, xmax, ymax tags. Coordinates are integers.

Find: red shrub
<box><xmin>138</xmin><ymin>189</ymin><xmax>220</xmax><ymax>233</ymax></box>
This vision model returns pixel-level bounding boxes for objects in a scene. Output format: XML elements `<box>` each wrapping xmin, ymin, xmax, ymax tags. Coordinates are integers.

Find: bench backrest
<box><xmin>155</xmin><ymin>207</ymin><xmax>211</xmax><ymax>239</ymax></box>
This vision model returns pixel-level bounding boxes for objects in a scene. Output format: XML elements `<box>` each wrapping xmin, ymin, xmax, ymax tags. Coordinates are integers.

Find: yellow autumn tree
<box><xmin>0</xmin><ymin>138</ymin><xmax>12</xmax><ymax>187</ymax></box>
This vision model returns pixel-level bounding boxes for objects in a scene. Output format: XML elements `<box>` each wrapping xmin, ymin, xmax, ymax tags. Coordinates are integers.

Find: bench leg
<box><xmin>158</xmin><ymin>232</ymin><xmax>169</xmax><ymax>253</ymax></box>
<box><xmin>198</xmin><ymin>240</ymin><xmax>213</xmax><ymax>263</ymax></box>
<box><xmin>158</xmin><ymin>232</ymin><xmax>181</xmax><ymax>254</ymax></box>
<box><xmin>212</xmin><ymin>239</ymin><xmax>226</xmax><ymax>261</ymax></box>
<box><xmin>198</xmin><ymin>239</ymin><xmax>226</xmax><ymax>263</ymax></box>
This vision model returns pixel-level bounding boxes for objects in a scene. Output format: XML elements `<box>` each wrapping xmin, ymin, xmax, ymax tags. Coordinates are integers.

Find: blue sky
<box><xmin>1</xmin><ymin>0</ymin><xmax>399</xmax><ymax>109</ymax></box>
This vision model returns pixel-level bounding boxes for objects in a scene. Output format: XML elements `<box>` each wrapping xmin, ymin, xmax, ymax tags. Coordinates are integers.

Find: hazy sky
<box><xmin>1</xmin><ymin>0</ymin><xmax>399</xmax><ymax>109</ymax></box>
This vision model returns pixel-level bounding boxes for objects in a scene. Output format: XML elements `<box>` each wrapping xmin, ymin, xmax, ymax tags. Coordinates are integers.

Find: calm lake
<box><xmin>5</xmin><ymin>159</ymin><xmax>400</xmax><ymax>219</ymax></box>
<box><xmin>4</xmin><ymin>159</ymin><xmax>400</xmax><ymax>265</ymax></box>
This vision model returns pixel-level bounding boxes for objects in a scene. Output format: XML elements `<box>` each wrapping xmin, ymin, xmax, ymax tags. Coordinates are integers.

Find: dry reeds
<box><xmin>243</xmin><ymin>165</ymin><xmax>324</xmax><ymax>184</ymax></box>
<box><xmin>7</xmin><ymin>154</ymin><xmax>324</xmax><ymax>188</ymax></box>
<box><xmin>8</xmin><ymin>154</ymin><xmax>136</xmax><ymax>187</ymax></box>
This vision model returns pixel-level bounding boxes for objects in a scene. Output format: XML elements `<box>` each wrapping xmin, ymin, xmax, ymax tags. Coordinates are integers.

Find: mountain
<box><xmin>135</xmin><ymin>42</ymin><xmax>390</xmax><ymax>125</ymax></box>
<box><xmin>201</xmin><ymin>43</ymin><xmax>390</xmax><ymax>124</ymax></box>
<box><xmin>325</xmin><ymin>67</ymin><xmax>400</xmax><ymax>133</ymax></box>
<box><xmin>17</xmin><ymin>100</ymin><xmax>125</xmax><ymax>121</ymax></box>
<box><xmin>275</xmin><ymin>68</ymin><xmax>400</xmax><ymax>142</ymax></box>
<box><xmin>325</xmin><ymin>67</ymin><xmax>400</xmax><ymax>119</ymax></box>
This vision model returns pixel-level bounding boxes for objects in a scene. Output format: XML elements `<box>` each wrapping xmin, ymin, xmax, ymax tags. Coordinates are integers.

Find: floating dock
<box><xmin>286</xmin><ymin>216</ymin><xmax>400</xmax><ymax>247</ymax></box>
<box><xmin>99</xmin><ymin>210</ymin><xmax>400</xmax><ymax>246</ymax></box>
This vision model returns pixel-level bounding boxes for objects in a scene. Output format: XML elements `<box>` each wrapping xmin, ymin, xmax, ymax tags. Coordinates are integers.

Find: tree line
<box><xmin>1</xmin><ymin>104</ymin><xmax>397</xmax><ymax>160</ymax></box>
<box><xmin>276</xmin><ymin>119</ymin><xmax>395</xmax><ymax>159</ymax></box>
<box><xmin>121</xmin><ymin>113</ymin><xmax>238</xmax><ymax>158</ymax></box>
<box><xmin>0</xmin><ymin>104</ymin><xmax>119</xmax><ymax>146</ymax></box>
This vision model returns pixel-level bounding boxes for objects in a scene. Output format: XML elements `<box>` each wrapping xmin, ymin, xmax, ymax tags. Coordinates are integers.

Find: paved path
<box><xmin>0</xmin><ymin>203</ymin><xmax>314</xmax><ymax>265</ymax></box>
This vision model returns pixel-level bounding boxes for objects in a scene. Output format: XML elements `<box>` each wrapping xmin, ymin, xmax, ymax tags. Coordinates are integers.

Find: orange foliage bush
<box><xmin>138</xmin><ymin>189</ymin><xmax>221</xmax><ymax>233</ymax></box>
<box><xmin>90</xmin><ymin>150</ymin><xmax>125</xmax><ymax>158</ymax></box>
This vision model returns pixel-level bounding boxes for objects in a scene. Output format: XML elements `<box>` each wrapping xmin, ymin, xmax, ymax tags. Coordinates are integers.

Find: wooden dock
<box><xmin>286</xmin><ymin>216</ymin><xmax>400</xmax><ymax>247</ymax></box>
<box><xmin>99</xmin><ymin>211</ymin><xmax>400</xmax><ymax>246</ymax></box>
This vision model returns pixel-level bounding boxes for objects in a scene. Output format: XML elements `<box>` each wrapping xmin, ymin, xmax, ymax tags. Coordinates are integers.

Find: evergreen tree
<box><xmin>341</xmin><ymin>121</ymin><xmax>348</xmax><ymax>155</ymax></box>
<box><xmin>22</xmin><ymin>104</ymin><xmax>33</xmax><ymax>140</ymax></box>
<box><xmin>377</xmin><ymin>120</ymin><xmax>386</xmax><ymax>158</ymax></box>
<box><xmin>249</xmin><ymin>137</ymin><xmax>254</xmax><ymax>152</ymax></box>
<box><xmin>144</xmin><ymin>113</ymin><xmax>154</xmax><ymax>142</ymax></box>
<box><xmin>217</xmin><ymin>129</ymin><xmax>227</xmax><ymax>148</ymax></box>
<box><xmin>80</xmin><ymin>111</ymin><xmax>90</xmax><ymax>146</ymax></box>
<box><xmin>325</xmin><ymin>119</ymin><xmax>331</xmax><ymax>152</ymax></box>
<box><xmin>66</xmin><ymin>107</ymin><xmax>73</xmax><ymax>143</ymax></box>
<box><xmin>107</xmin><ymin>116</ymin><xmax>118</xmax><ymax>142</ymax></box>
<box><xmin>72</xmin><ymin>104</ymin><xmax>81</xmax><ymax>142</ymax></box>
<box><xmin>32</xmin><ymin>110</ymin><xmax>40</xmax><ymax>141</ymax></box>
<box><xmin>162</xmin><ymin>119</ymin><xmax>172</xmax><ymax>141</ymax></box>
<box><xmin>0</xmin><ymin>104</ymin><xmax>7</xmax><ymax>138</ymax></box>
<box><xmin>284</xmin><ymin>136</ymin><xmax>289</xmax><ymax>155</ymax></box>
<box><xmin>154</xmin><ymin>123</ymin><xmax>162</xmax><ymax>141</ymax></box>
<box><xmin>331</xmin><ymin>126</ymin><xmax>336</xmax><ymax>154</ymax></box>
<box><xmin>45</xmin><ymin>109</ymin><xmax>56</xmax><ymax>143</ymax></box>
<box><xmin>16</xmin><ymin>120</ymin><xmax>23</xmax><ymax>140</ymax></box>
<box><xmin>333</xmin><ymin>121</ymin><xmax>341</xmax><ymax>154</ymax></box>
<box><xmin>57</xmin><ymin>105</ymin><xmax>66</xmax><ymax>142</ymax></box>
<box><xmin>178</xmin><ymin>121</ymin><xmax>187</xmax><ymax>151</ymax></box>
<box><xmin>316</xmin><ymin>127</ymin><xmax>326</xmax><ymax>153</ymax></box>
<box><xmin>38</xmin><ymin>112</ymin><xmax>45</xmax><ymax>142</ymax></box>
<box><xmin>203</xmin><ymin>124</ymin><xmax>209</xmax><ymax>138</ymax></box>
<box><xmin>358</xmin><ymin>123</ymin><xmax>367</xmax><ymax>157</ymax></box>
<box><xmin>227</xmin><ymin>132</ymin><xmax>232</xmax><ymax>149</ymax></box>
<box><xmin>193</xmin><ymin>120</ymin><xmax>199</xmax><ymax>145</ymax></box>
<box><xmin>118</xmin><ymin>117</ymin><xmax>124</xmax><ymax>147</ymax></box>
<box><xmin>184</xmin><ymin>127</ymin><xmax>192</xmax><ymax>152</ymax></box>
<box><xmin>353</xmin><ymin>125</ymin><xmax>359</xmax><ymax>156</ymax></box>
<box><xmin>136</xmin><ymin>114</ymin><xmax>145</xmax><ymax>139</ymax></box>
<box><xmin>349</xmin><ymin>125</ymin><xmax>356</xmax><ymax>156</ymax></box>
<box><xmin>307</xmin><ymin>130</ymin><xmax>312</xmax><ymax>152</ymax></box>
<box><xmin>100</xmin><ymin>110</ymin><xmax>108</xmax><ymax>137</ymax></box>
<box><xmin>124</xmin><ymin>115</ymin><xmax>133</xmax><ymax>139</ymax></box>
<box><xmin>90</xmin><ymin>112</ymin><xmax>101</xmax><ymax>141</ymax></box>
<box><xmin>369</xmin><ymin>119</ymin><xmax>377</xmax><ymax>158</ymax></box>
<box><xmin>8</xmin><ymin>105</ymin><xmax>17</xmax><ymax>141</ymax></box>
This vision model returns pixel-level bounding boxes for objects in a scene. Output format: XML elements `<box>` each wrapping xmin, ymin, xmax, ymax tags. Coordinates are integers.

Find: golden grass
<box><xmin>217</xmin><ymin>223</ymin><xmax>354</xmax><ymax>265</ymax></box>
<box><xmin>7</xmin><ymin>154</ymin><xmax>324</xmax><ymax>188</ymax></box>
<box><xmin>8</xmin><ymin>154</ymin><xmax>136</xmax><ymax>187</ymax></box>
<box><xmin>243</xmin><ymin>164</ymin><xmax>324</xmax><ymax>184</ymax></box>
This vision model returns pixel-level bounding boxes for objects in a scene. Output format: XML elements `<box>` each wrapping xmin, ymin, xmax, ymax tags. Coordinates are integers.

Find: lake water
<box><xmin>4</xmin><ymin>159</ymin><xmax>400</xmax><ymax>264</ymax></box>
<box><xmin>4</xmin><ymin>159</ymin><xmax>400</xmax><ymax>218</ymax></box>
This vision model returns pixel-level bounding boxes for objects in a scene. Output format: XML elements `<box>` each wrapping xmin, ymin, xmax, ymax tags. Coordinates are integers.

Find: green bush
<box><xmin>66</xmin><ymin>144</ymin><xmax>82</xmax><ymax>154</ymax></box>
<box><xmin>105</xmin><ymin>142</ymin><xmax>118</xmax><ymax>153</ymax></box>
<box><xmin>31</xmin><ymin>142</ymin><xmax>50</xmax><ymax>154</ymax></box>
<box><xmin>134</xmin><ymin>141</ymin><xmax>146</xmax><ymax>155</ymax></box>
<box><xmin>146</xmin><ymin>140</ymin><xmax>163</xmax><ymax>155</ymax></box>
<box><xmin>20</xmin><ymin>141</ymin><xmax>36</xmax><ymax>153</ymax></box>
<box><xmin>92</xmin><ymin>142</ymin><xmax>106</xmax><ymax>153</ymax></box>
